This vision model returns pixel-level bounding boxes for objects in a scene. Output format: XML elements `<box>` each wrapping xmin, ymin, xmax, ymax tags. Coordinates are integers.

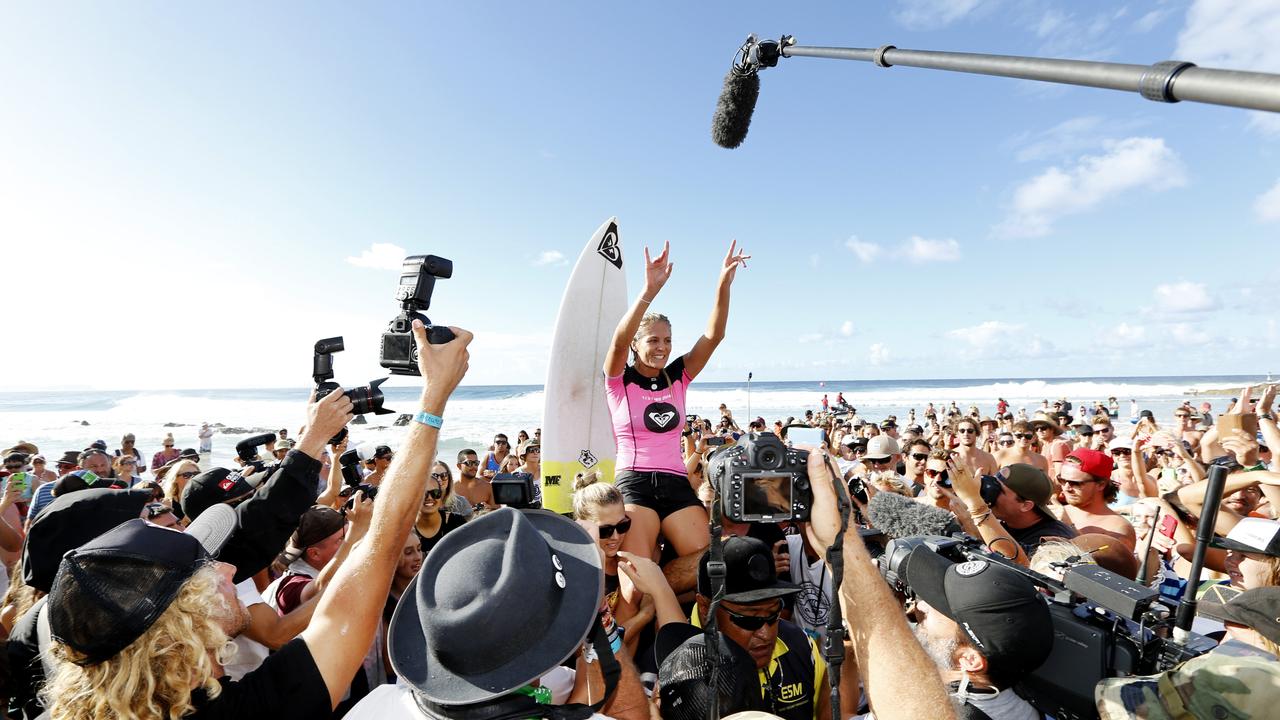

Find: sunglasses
<box><xmin>177</xmin><ymin>471</ymin><xmax>200</xmax><ymax>480</ymax></box>
<box><xmin>598</xmin><ymin>516</ymin><xmax>632</xmax><ymax>539</ymax></box>
<box><xmin>525</xmin><ymin>447</ymin><xmax>541</xmax><ymax>453</ymax></box>
<box><xmin>494</xmin><ymin>439</ymin><xmax>509</xmax><ymax>445</ymax></box>
<box><xmin>430</xmin><ymin>472</ymin><xmax>449</xmax><ymax>481</ymax></box>
<box><xmin>1058</xmin><ymin>477</ymin><xmax>1100</xmax><ymax>489</ymax></box>
<box><xmin>460</xmin><ymin>460</ymin><xmax>480</xmax><ymax>467</ymax></box>
<box><xmin>120</xmin><ymin>459</ymin><xmax>137</xmax><ymax>466</ymax></box>
<box><xmin>999</xmin><ymin>440</ymin><xmax>1015</xmax><ymax>446</ymax></box>
<box><xmin>955</xmin><ymin>428</ymin><xmax>977</xmax><ymax>435</ymax></box>
<box><xmin>909</xmin><ymin>452</ymin><xmax>929</xmax><ymax>462</ymax></box>
<box><xmin>866</xmin><ymin>457</ymin><xmax>893</xmax><ymax>467</ymax></box>
<box><xmin>1016</xmin><ymin>433</ymin><xmax>1035</xmax><ymax>440</ymax></box>
<box><xmin>1111</xmin><ymin>448</ymin><xmax>1132</xmax><ymax>456</ymax></box>
<box><xmin>724</xmin><ymin>604</ymin><xmax>782</xmax><ymax>631</ymax></box>
<box><xmin>924</xmin><ymin>468</ymin><xmax>948</xmax><ymax>479</ymax></box>
<box><xmin>424</xmin><ymin>487</ymin><xmax>444</xmax><ymax>500</ymax></box>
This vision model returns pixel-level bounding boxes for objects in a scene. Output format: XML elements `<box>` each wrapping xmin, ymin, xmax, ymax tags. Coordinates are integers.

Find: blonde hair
<box><xmin>44</xmin><ymin>566</ymin><xmax>234</xmax><ymax>720</ymax></box>
<box><xmin>630</xmin><ymin>312</ymin><xmax>672</xmax><ymax>359</ymax></box>
<box><xmin>161</xmin><ymin>459</ymin><xmax>200</xmax><ymax>504</ymax></box>
<box><xmin>572</xmin><ymin>471</ymin><xmax>624</xmax><ymax>522</ymax></box>
<box><xmin>431</xmin><ymin>460</ymin><xmax>457</xmax><ymax>509</ymax></box>
<box><xmin>867</xmin><ymin>471</ymin><xmax>911</xmax><ymax>496</ymax></box>
<box><xmin>1028</xmin><ymin>539</ymin><xmax>1086</xmax><ymax>581</ymax></box>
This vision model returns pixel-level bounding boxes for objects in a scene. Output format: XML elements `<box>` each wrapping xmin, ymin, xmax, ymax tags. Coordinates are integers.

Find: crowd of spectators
<box><xmin>2</xmin><ymin>315</ymin><xmax>1279</xmax><ymax>719</ymax></box>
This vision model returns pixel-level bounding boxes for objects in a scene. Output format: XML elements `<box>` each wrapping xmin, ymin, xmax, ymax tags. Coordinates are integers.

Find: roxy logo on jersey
<box><xmin>597</xmin><ymin>226</ymin><xmax>622</xmax><ymax>269</ymax></box>
<box><xmin>643</xmin><ymin>402</ymin><xmax>679</xmax><ymax>433</ymax></box>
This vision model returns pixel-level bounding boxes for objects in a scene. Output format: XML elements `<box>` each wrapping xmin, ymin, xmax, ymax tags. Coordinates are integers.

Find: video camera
<box><xmin>492</xmin><ymin>472</ymin><xmax>539</xmax><ymax>509</ymax></box>
<box><xmin>337</xmin><ymin>447</ymin><xmax>378</xmax><ymax>507</ymax></box>
<box><xmin>878</xmin><ymin>535</ymin><xmax>1215</xmax><ymax>720</ymax></box>
<box><xmin>313</xmin><ymin>337</ymin><xmax>393</xmax><ymax>416</ymax></box>
<box><xmin>235</xmin><ymin>433</ymin><xmax>280</xmax><ymax>474</ymax></box>
<box><xmin>706</xmin><ymin>431</ymin><xmax>812</xmax><ymax>523</ymax></box>
<box><xmin>380</xmin><ymin>254</ymin><xmax>456</xmax><ymax>376</ymax></box>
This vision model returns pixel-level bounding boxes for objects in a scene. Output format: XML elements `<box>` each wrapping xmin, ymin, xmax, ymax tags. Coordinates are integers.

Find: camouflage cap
<box><xmin>1096</xmin><ymin>653</ymin><xmax>1280</xmax><ymax>720</ymax></box>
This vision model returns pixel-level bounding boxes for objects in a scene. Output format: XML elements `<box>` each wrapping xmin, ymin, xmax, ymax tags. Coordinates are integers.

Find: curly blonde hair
<box><xmin>44</xmin><ymin>566</ymin><xmax>235</xmax><ymax>720</ymax></box>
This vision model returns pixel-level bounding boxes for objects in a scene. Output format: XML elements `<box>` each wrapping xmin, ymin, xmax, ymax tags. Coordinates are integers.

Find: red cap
<box><xmin>1068</xmin><ymin>448</ymin><xmax>1114</xmax><ymax>480</ymax></box>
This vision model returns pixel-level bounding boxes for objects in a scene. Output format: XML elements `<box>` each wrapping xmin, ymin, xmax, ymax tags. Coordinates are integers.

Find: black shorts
<box><xmin>614</xmin><ymin>470</ymin><xmax>703</xmax><ymax>521</ymax></box>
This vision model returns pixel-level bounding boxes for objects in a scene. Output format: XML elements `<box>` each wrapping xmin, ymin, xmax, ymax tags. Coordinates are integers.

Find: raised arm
<box><xmin>604</xmin><ymin>242</ymin><xmax>672</xmax><ymax>377</ymax></box>
<box><xmin>301</xmin><ymin>320</ymin><xmax>472</xmax><ymax>708</ymax></box>
<box><xmin>947</xmin><ymin>458</ymin><xmax>1028</xmax><ymax>566</ymax></box>
<box><xmin>1258</xmin><ymin>384</ymin><xmax>1280</xmax><ymax>467</ymax></box>
<box><xmin>683</xmin><ymin>240</ymin><xmax>749</xmax><ymax>379</ymax></box>
<box><xmin>804</xmin><ymin>452</ymin><xmax>956</xmax><ymax>720</ymax></box>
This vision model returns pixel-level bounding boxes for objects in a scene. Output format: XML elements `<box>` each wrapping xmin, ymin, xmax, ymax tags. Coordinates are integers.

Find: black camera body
<box><xmin>878</xmin><ymin>535</ymin><xmax>1216</xmax><ymax>720</ymax></box>
<box><xmin>380</xmin><ymin>254</ymin><xmax>456</xmax><ymax>376</ymax></box>
<box><xmin>313</xmin><ymin>337</ymin><xmax>393</xmax><ymax>416</ymax></box>
<box><xmin>707</xmin><ymin>431</ymin><xmax>811</xmax><ymax>523</ymax></box>
<box><xmin>338</xmin><ymin>448</ymin><xmax>378</xmax><ymax>505</ymax></box>
<box><xmin>492</xmin><ymin>472</ymin><xmax>538</xmax><ymax>509</ymax></box>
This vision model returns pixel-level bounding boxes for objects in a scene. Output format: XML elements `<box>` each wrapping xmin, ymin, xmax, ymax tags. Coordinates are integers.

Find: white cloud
<box><xmin>845</xmin><ymin>236</ymin><xmax>883</xmax><ymax>264</ymax></box>
<box><xmin>1104</xmin><ymin>323</ymin><xmax>1148</xmax><ymax>348</ymax></box>
<box><xmin>894</xmin><ymin>0</ymin><xmax>984</xmax><ymax>30</ymax></box>
<box><xmin>902</xmin><ymin>235</ymin><xmax>961</xmax><ymax>263</ymax></box>
<box><xmin>1255</xmin><ymin>178</ymin><xmax>1280</xmax><ymax>222</ymax></box>
<box><xmin>1154</xmin><ymin>281</ymin><xmax>1218</xmax><ymax>314</ymax></box>
<box><xmin>1134</xmin><ymin>8</ymin><xmax>1172</xmax><ymax>33</ymax></box>
<box><xmin>840</xmin><ymin>320</ymin><xmax>855</xmax><ymax>337</ymax></box>
<box><xmin>846</xmin><ymin>234</ymin><xmax>961</xmax><ymax>263</ymax></box>
<box><xmin>345</xmin><ymin>242</ymin><xmax>407</xmax><ymax>270</ymax></box>
<box><xmin>1170</xmin><ymin>322</ymin><xmax>1210</xmax><ymax>344</ymax></box>
<box><xmin>868</xmin><ymin>343</ymin><xmax>891</xmax><ymax>366</ymax></box>
<box><xmin>946</xmin><ymin>321</ymin><xmax>1024</xmax><ymax>347</ymax></box>
<box><xmin>995</xmin><ymin>137</ymin><xmax>1187</xmax><ymax>238</ymax></box>
<box><xmin>533</xmin><ymin>250</ymin><xmax>568</xmax><ymax>267</ymax></box>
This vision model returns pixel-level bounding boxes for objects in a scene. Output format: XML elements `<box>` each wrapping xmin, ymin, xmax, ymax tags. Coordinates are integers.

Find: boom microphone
<box><xmin>711</xmin><ymin>68</ymin><xmax>760</xmax><ymax>149</ymax></box>
<box><xmin>866</xmin><ymin>490</ymin><xmax>962</xmax><ymax>539</ymax></box>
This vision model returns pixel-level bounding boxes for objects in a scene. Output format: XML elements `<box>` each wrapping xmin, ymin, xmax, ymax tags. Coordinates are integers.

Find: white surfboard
<box><xmin>541</xmin><ymin>218</ymin><xmax>627</xmax><ymax>514</ymax></box>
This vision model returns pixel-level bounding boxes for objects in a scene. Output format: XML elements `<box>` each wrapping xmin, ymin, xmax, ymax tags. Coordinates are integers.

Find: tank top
<box><xmin>605</xmin><ymin>357</ymin><xmax>690</xmax><ymax>475</ymax></box>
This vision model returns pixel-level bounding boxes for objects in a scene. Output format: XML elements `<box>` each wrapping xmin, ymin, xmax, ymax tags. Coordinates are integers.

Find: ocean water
<box><xmin>0</xmin><ymin>374</ymin><xmax>1265</xmax><ymax>472</ymax></box>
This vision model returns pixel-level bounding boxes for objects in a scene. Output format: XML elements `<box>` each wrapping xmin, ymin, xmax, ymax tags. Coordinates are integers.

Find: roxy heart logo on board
<box><xmin>597</xmin><ymin>225</ymin><xmax>622</xmax><ymax>269</ymax></box>
<box><xmin>644</xmin><ymin>402</ymin><xmax>679</xmax><ymax>433</ymax></box>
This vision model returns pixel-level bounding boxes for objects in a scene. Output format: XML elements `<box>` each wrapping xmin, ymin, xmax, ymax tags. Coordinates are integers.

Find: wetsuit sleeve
<box><xmin>219</xmin><ymin>450</ymin><xmax>322</xmax><ymax>585</ymax></box>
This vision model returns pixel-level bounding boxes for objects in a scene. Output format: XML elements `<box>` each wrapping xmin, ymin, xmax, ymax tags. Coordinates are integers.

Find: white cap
<box><xmin>864</xmin><ymin>435</ymin><xmax>901</xmax><ymax>460</ymax></box>
<box><xmin>1108</xmin><ymin>436</ymin><xmax>1133</xmax><ymax>452</ymax></box>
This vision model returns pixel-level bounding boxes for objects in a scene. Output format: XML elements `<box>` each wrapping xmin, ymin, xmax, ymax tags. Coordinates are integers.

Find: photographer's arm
<box><xmin>300</xmin><ymin>493</ymin><xmax>372</xmax><ymax>605</ymax></box>
<box><xmin>683</xmin><ymin>240</ymin><xmax>748</xmax><ymax>379</ymax></box>
<box><xmin>316</xmin><ymin>438</ymin><xmax>347</xmax><ymax>509</ymax></box>
<box><xmin>1258</xmin><ymin>384</ymin><xmax>1280</xmax><ymax>468</ymax></box>
<box><xmin>805</xmin><ymin>453</ymin><xmax>956</xmax><ymax>720</ymax></box>
<box><xmin>947</xmin><ymin>459</ymin><xmax>1028</xmax><ymax>566</ymax></box>
<box><xmin>302</xmin><ymin>321</ymin><xmax>471</xmax><ymax>708</ymax></box>
<box><xmin>604</xmin><ymin>242</ymin><xmax>671</xmax><ymax>377</ymax></box>
<box><xmin>0</xmin><ymin>483</ymin><xmax>25</xmax><ymax>553</ymax></box>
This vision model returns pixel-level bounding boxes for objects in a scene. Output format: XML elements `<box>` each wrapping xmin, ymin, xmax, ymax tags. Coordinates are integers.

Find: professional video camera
<box><xmin>878</xmin><ymin>535</ymin><xmax>1216</xmax><ymax>720</ymax></box>
<box><xmin>313</xmin><ymin>337</ymin><xmax>393</xmax><ymax>416</ymax></box>
<box><xmin>492</xmin><ymin>472</ymin><xmax>539</xmax><ymax>509</ymax></box>
<box><xmin>706</xmin><ymin>431</ymin><xmax>811</xmax><ymax>523</ymax></box>
<box><xmin>380</xmin><ymin>254</ymin><xmax>456</xmax><ymax>376</ymax></box>
<box><xmin>337</xmin><ymin>447</ymin><xmax>378</xmax><ymax>507</ymax></box>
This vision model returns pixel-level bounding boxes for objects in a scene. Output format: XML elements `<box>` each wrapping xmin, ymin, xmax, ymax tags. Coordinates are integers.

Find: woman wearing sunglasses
<box><xmin>415</xmin><ymin>461</ymin><xmax>467</xmax><ymax>555</ymax></box>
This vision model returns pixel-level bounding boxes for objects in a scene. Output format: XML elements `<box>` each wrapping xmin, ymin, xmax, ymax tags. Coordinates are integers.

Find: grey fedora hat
<box><xmin>388</xmin><ymin>507</ymin><xmax>603</xmax><ymax>705</ymax></box>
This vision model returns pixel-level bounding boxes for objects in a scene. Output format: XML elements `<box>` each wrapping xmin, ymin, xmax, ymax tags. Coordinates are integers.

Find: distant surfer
<box><xmin>604</xmin><ymin>239</ymin><xmax>749</xmax><ymax>596</ymax></box>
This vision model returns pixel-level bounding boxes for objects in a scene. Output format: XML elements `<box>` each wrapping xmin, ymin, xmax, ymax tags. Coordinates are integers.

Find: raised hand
<box><xmin>643</xmin><ymin>241</ymin><xmax>673</xmax><ymax>295</ymax></box>
<box><xmin>720</xmin><ymin>239</ymin><xmax>750</xmax><ymax>284</ymax></box>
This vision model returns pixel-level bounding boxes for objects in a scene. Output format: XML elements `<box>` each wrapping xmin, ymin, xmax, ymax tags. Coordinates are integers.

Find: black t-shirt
<box><xmin>190</xmin><ymin>637</ymin><xmax>331</xmax><ymax>719</ymax></box>
<box><xmin>1006</xmin><ymin>513</ymin><xmax>1077</xmax><ymax>555</ymax></box>
<box><xmin>416</xmin><ymin>511</ymin><xmax>467</xmax><ymax>556</ymax></box>
<box><xmin>7</xmin><ymin>598</ymin><xmax>45</xmax><ymax>719</ymax></box>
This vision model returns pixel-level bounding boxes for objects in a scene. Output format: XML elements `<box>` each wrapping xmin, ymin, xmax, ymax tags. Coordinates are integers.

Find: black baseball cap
<box><xmin>904</xmin><ymin>546</ymin><xmax>1053</xmax><ymax>671</ymax></box>
<box><xmin>1211</xmin><ymin>517</ymin><xmax>1280</xmax><ymax>557</ymax></box>
<box><xmin>23</xmin><ymin>487</ymin><xmax>154</xmax><ymax>593</ymax></box>
<box><xmin>180</xmin><ymin>467</ymin><xmax>254</xmax><ymax>521</ymax></box>
<box><xmin>47</xmin><ymin>508</ymin><xmax>238</xmax><ymax>665</ymax></box>
<box><xmin>179</xmin><ymin>448</ymin><xmax>200</xmax><ymax>460</ymax></box>
<box><xmin>697</xmin><ymin>536</ymin><xmax>799</xmax><ymax>604</ymax></box>
<box><xmin>655</xmin><ymin>624</ymin><xmax>766</xmax><ymax>720</ymax></box>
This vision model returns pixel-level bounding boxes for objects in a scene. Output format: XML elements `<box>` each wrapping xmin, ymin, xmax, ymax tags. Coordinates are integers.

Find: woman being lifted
<box><xmin>604</xmin><ymin>239</ymin><xmax>749</xmax><ymax>597</ymax></box>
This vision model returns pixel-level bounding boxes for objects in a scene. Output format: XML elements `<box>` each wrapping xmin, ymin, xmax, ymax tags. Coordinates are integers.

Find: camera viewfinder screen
<box><xmin>744</xmin><ymin>474</ymin><xmax>792</xmax><ymax>516</ymax></box>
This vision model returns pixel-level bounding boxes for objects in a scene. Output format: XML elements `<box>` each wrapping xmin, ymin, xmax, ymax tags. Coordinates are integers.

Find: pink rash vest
<box><xmin>605</xmin><ymin>357</ymin><xmax>690</xmax><ymax>475</ymax></box>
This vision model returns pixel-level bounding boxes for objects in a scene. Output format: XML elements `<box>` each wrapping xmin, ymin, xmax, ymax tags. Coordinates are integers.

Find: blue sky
<box><xmin>3</xmin><ymin>1</ymin><xmax>1278</xmax><ymax>390</ymax></box>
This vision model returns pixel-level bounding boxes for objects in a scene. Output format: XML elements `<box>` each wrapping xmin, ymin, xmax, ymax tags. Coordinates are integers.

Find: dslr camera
<box><xmin>706</xmin><ymin>431</ymin><xmax>811</xmax><ymax>523</ymax></box>
<box><xmin>337</xmin><ymin>447</ymin><xmax>379</xmax><ymax>506</ymax></box>
<box><xmin>313</xmin><ymin>337</ymin><xmax>393</xmax><ymax>416</ymax></box>
<box><xmin>380</xmin><ymin>254</ymin><xmax>456</xmax><ymax>376</ymax></box>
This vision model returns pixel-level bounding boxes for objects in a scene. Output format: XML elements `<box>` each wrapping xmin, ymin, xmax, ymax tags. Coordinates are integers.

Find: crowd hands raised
<box><xmin>2</xmin><ymin>317</ymin><xmax>1279</xmax><ymax>717</ymax></box>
